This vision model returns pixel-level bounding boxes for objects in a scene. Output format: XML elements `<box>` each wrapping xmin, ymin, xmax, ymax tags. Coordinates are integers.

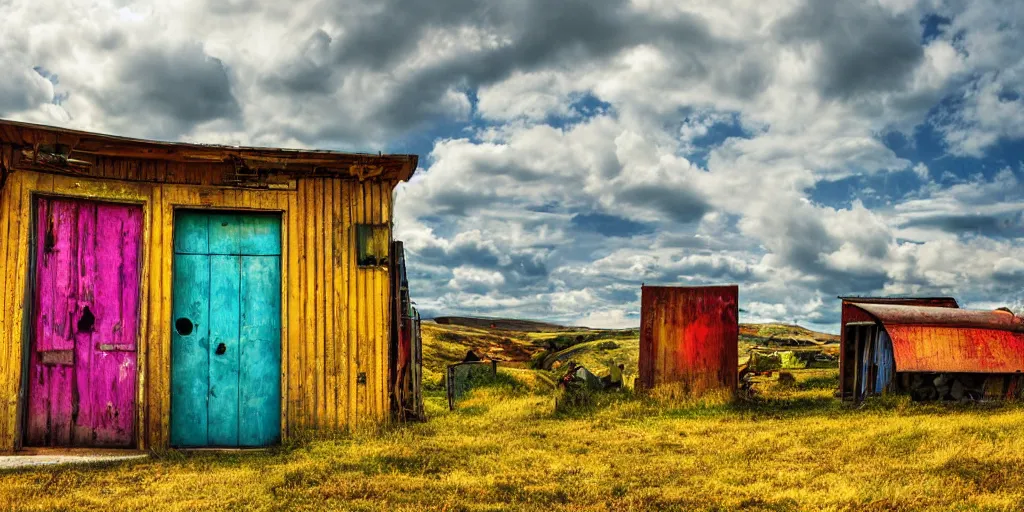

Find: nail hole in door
<box><xmin>175</xmin><ymin>318</ymin><xmax>194</xmax><ymax>336</ymax></box>
<box><xmin>77</xmin><ymin>306</ymin><xmax>95</xmax><ymax>333</ymax></box>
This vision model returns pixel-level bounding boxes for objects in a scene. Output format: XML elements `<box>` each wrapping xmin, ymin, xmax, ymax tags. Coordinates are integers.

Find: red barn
<box><xmin>840</xmin><ymin>297</ymin><xmax>1024</xmax><ymax>402</ymax></box>
<box><xmin>838</xmin><ymin>296</ymin><xmax>958</xmax><ymax>401</ymax></box>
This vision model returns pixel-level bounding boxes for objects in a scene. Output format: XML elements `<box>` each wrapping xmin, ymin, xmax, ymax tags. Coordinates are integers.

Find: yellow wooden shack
<box><xmin>0</xmin><ymin>119</ymin><xmax>418</xmax><ymax>452</ymax></box>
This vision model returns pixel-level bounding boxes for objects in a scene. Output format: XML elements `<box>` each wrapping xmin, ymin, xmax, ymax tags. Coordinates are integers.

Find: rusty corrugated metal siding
<box><xmin>638</xmin><ymin>285</ymin><xmax>738</xmax><ymax>397</ymax></box>
<box><xmin>851</xmin><ymin>303</ymin><xmax>1024</xmax><ymax>373</ymax></box>
<box><xmin>839</xmin><ymin>297</ymin><xmax>959</xmax><ymax>400</ymax></box>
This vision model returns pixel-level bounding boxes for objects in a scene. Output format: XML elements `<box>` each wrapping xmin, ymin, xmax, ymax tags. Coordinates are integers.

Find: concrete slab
<box><xmin>0</xmin><ymin>449</ymin><xmax>148</xmax><ymax>470</ymax></box>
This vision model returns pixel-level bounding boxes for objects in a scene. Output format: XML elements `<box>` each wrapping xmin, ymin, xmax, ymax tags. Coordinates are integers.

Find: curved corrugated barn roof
<box><xmin>850</xmin><ymin>303</ymin><xmax>1024</xmax><ymax>373</ymax></box>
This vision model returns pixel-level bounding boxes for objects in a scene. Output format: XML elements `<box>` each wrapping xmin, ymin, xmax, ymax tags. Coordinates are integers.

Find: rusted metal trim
<box><xmin>851</xmin><ymin>303</ymin><xmax>1024</xmax><ymax>333</ymax></box>
<box><xmin>839</xmin><ymin>295</ymin><xmax>960</xmax><ymax>308</ymax></box>
<box><xmin>96</xmin><ymin>343</ymin><xmax>136</xmax><ymax>352</ymax></box>
<box><xmin>38</xmin><ymin>350</ymin><xmax>74</xmax><ymax>366</ymax></box>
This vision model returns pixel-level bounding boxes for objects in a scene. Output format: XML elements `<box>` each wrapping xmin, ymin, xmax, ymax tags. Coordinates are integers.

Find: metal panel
<box><xmin>853</xmin><ymin>303</ymin><xmax>1023</xmax><ymax>331</ymax></box>
<box><xmin>638</xmin><ymin>285</ymin><xmax>738</xmax><ymax>397</ymax></box>
<box><xmin>850</xmin><ymin>303</ymin><xmax>1024</xmax><ymax>374</ymax></box>
<box><xmin>874</xmin><ymin>329</ymin><xmax>895</xmax><ymax>393</ymax></box>
<box><xmin>446</xmin><ymin>361</ymin><xmax>497</xmax><ymax>410</ymax></box>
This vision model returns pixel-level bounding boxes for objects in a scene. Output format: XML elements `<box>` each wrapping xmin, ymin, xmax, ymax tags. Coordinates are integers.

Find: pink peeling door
<box><xmin>25</xmin><ymin>198</ymin><xmax>142</xmax><ymax>447</ymax></box>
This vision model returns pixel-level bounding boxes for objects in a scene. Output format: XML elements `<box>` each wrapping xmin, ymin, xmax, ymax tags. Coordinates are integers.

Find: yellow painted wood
<box><xmin>0</xmin><ymin>164</ymin><xmax>396</xmax><ymax>451</ymax></box>
<box><xmin>295</xmin><ymin>180</ymin><xmax>307</xmax><ymax>430</ymax></box>
<box><xmin>146</xmin><ymin>186</ymin><xmax>163</xmax><ymax>451</ymax></box>
<box><xmin>277</xmin><ymin>193</ymin><xmax>290</xmax><ymax>439</ymax></box>
<box><xmin>0</xmin><ymin>174</ymin><xmax>12</xmax><ymax>449</ymax></box>
<box><xmin>303</xmin><ymin>180</ymin><xmax>315</xmax><ymax>429</ymax></box>
<box><xmin>134</xmin><ymin>184</ymin><xmax>153</xmax><ymax>451</ymax></box>
<box><xmin>324</xmin><ymin>180</ymin><xmax>336</xmax><ymax>429</ymax></box>
<box><xmin>357</xmin><ymin>181</ymin><xmax>368</xmax><ymax>425</ymax></box>
<box><xmin>314</xmin><ymin>180</ymin><xmax>326</xmax><ymax>427</ymax></box>
<box><xmin>381</xmin><ymin>182</ymin><xmax>393</xmax><ymax>420</ymax></box>
<box><xmin>287</xmin><ymin>191</ymin><xmax>301</xmax><ymax>435</ymax></box>
<box><xmin>8</xmin><ymin>172</ymin><xmax>35</xmax><ymax>449</ymax></box>
<box><xmin>337</xmin><ymin>180</ymin><xmax>350</xmax><ymax>428</ymax></box>
<box><xmin>344</xmin><ymin>181</ymin><xmax>357</xmax><ymax>427</ymax></box>
<box><xmin>372</xmin><ymin>182</ymin><xmax>383</xmax><ymax>418</ymax></box>
<box><xmin>0</xmin><ymin>173</ymin><xmax>18</xmax><ymax>451</ymax></box>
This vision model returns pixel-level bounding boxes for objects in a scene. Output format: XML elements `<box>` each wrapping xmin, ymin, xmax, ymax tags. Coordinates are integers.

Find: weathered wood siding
<box><xmin>0</xmin><ymin>155</ymin><xmax>395</xmax><ymax>451</ymax></box>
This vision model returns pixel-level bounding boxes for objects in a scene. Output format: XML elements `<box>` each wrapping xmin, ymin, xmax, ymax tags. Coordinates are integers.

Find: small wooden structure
<box><xmin>0</xmin><ymin>119</ymin><xmax>419</xmax><ymax>451</ymax></box>
<box><xmin>638</xmin><ymin>285</ymin><xmax>738</xmax><ymax>398</ymax></box>
<box><xmin>389</xmin><ymin>241</ymin><xmax>423</xmax><ymax>422</ymax></box>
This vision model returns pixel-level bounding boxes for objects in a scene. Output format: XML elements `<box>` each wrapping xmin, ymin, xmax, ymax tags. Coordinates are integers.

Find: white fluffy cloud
<box><xmin>4</xmin><ymin>0</ymin><xmax>1024</xmax><ymax>331</ymax></box>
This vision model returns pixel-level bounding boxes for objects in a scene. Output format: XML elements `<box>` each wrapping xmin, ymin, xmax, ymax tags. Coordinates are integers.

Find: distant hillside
<box><xmin>740</xmin><ymin>323</ymin><xmax>839</xmax><ymax>346</ymax></box>
<box><xmin>431</xmin><ymin>316</ymin><xmax>839</xmax><ymax>343</ymax></box>
<box><xmin>432</xmin><ymin>316</ymin><xmax>575</xmax><ymax>332</ymax></box>
<box><xmin>420</xmin><ymin>317</ymin><xmax>840</xmax><ymax>387</ymax></box>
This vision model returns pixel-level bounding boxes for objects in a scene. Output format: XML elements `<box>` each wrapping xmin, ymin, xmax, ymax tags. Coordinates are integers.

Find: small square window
<box><xmin>356</xmin><ymin>224</ymin><xmax>390</xmax><ymax>267</ymax></box>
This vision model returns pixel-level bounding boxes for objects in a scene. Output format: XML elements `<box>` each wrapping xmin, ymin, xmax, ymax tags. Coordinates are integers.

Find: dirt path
<box><xmin>0</xmin><ymin>453</ymin><xmax>147</xmax><ymax>470</ymax></box>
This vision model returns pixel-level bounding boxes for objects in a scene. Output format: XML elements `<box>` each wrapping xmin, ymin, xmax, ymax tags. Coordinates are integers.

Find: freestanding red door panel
<box><xmin>25</xmin><ymin>198</ymin><xmax>142</xmax><ymax>447</ymax></box>
<box><xmin>638</xmin><ymin>285</ymin><xmax>738</xmax><ymax>397</ymax></box>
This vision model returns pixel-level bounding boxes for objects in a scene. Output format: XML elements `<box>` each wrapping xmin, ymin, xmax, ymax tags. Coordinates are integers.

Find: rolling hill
<box><xmin>421</xmin><ymin>317</ymin><xmax>839</xmax><ymax>388</ymax></box>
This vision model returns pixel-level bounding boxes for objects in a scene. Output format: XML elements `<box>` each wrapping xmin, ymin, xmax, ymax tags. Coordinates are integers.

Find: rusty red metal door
<box><xmin>638</xmin><ymin>285</ymin><xmax>738</xmax><ymax>397</ymax></box>
<box><xmin>25</xmin><ymin>198</ymin><xmax>142</xmax><ymax>447</ymax></box>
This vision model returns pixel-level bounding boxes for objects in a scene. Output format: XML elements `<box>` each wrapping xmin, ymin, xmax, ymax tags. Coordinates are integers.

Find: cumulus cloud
<box><xmin>3</xmin><ymin>0</ymin><xmax>1024</xmax><ymax>331</ymax></box>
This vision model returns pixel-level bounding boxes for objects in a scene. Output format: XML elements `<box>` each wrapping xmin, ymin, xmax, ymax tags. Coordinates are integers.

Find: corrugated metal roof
<box><xmin>852</xmin><ymin>303</ymin><xmax>1024</xmax><ymax>332</ymax></box>
<box><xmin>850</xmin><ymin>303</ymin><xmax>1024</xmax><ymax>373</ymax></box>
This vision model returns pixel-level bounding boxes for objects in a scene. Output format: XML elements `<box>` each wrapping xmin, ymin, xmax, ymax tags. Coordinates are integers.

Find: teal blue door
<box><xmin>171</xmin><ymin>211</ymin><xmax>282</xmax><ymax>447</ymax></box>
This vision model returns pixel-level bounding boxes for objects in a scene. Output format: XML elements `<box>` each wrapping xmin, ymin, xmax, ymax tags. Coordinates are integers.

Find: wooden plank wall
<box><xmin>0</xmin><ymin>154</ymin><xmax>395</xmax><ymax>452</ymax></box>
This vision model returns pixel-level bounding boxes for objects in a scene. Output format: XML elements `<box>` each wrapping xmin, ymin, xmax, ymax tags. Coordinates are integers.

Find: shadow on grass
<box><xmin>547</xmin><ymin>383</ymin><xmax>1024</xmax><ymax>424</ymax></box>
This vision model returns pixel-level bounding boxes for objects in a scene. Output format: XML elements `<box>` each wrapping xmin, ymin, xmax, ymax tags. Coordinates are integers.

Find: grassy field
<box><xmin>3</xmin><ymin>323</ymin><xmax>1024</xmax><ymax>511</ymax></box>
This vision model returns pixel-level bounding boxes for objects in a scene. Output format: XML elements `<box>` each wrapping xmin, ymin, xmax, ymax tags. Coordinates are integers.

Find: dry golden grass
<box><xmin>3</xmin><ymin>369</ymin><xmax>1024</xmax><ymax>512</ymax></box>
<box><xmin>3</xmin><ymin>324</ymin><xmax>1020</xmax><ymax>511</ymax></box>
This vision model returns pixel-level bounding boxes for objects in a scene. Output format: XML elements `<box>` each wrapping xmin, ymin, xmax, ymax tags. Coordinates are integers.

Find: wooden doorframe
<box><xmin>20</xmin><ymin>193</ymin><xmax>149</xmax><ymax>450</ymax></box>
<box><xmin>167</xmin><ymin>207</ymin><xmax>286</xmax><ymax>447</ymax></box>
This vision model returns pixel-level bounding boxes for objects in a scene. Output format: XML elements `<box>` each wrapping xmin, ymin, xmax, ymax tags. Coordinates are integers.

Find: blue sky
<box><xmin>3</xmin><ymin>0</ymin><xmax>1024</xmax><ymax>332</ymax></box>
